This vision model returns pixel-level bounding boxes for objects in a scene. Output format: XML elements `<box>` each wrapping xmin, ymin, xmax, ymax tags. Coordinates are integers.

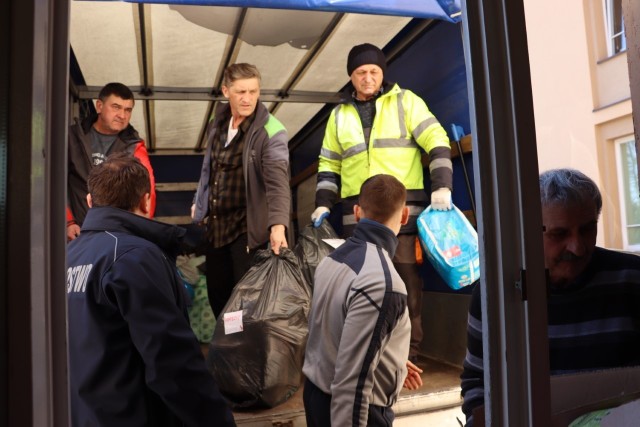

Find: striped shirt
<box><xmin>460</xmin><ymin>247</ymin><xmax>640</xmax><ymax>426</ymax></box>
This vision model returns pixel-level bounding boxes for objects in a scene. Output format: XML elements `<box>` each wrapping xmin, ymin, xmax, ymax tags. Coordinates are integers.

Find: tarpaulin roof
<box><xmin>71</xmin><ymin>1</ymin><xmax>460</xmax><ymax>153</ymax></box>
<box><xmin>89</xmin><ymin>0</ymin><xmax>462</xmax><ymax>22</ymax></box>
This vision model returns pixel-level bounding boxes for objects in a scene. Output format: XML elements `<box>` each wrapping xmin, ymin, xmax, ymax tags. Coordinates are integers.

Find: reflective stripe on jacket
<box><xmin>317</xmin><ymin>83</ymin><xmax>452</xmax><ymax>201</ymax></box>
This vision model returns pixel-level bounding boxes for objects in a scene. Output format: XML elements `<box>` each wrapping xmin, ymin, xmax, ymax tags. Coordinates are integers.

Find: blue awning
<box><xmin>92</xmin><ymin>0</ymin><xmax>462</xmax><ymax>23</ymax></box>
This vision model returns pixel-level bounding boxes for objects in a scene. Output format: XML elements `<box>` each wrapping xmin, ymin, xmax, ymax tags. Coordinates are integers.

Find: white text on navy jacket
<box><xmin>67</xmin><ymin>264</ymin><xmax>93</xmax><ymax>293</ymax></box>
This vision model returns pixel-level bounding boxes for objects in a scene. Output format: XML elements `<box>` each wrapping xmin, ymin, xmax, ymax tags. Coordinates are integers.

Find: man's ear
<box><xmin>354</xmin><ymin>204</ymin><xmax>362</xmax><ymax>223</ymax></box>
<box><xmin>138</xmin><ymin>193</ymin><xmax>151</xmax><ymax>217</ymax></box>
<box><xmin>95</xmin><ymin>99</ymin><xmax>103</xmax><ymax>114</ymax></box>
<box><xmin>86</xmin><ymin>193</ymin><xmax>93</xmax><ymax>208</ymax></box>
<box><xmin>400</xmin><ymin>206</ymin><xmax>409</xmax><ymax>225</ymax></box>
<box><xmin>221</xmin><ymin>85</ymin><xmax>230</xmax><ymax>99</ymax></box>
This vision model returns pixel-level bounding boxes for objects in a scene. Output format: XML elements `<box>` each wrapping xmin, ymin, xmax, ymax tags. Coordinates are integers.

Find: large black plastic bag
<box><xmin>293</xmin><ymin>219</ymin><xmax>339</xmax><ymax>287</ymax></box>
<box><xmin>207</xmin><ymin>249</ymin><xmax>311</xmax><ymax>409</ymax></box>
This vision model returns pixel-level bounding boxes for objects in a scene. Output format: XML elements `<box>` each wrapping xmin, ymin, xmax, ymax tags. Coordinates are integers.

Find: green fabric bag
<box><xmin>188</xmin><ymin>274</ymin><xmax>216</xmax><ymax>343</ymax></box>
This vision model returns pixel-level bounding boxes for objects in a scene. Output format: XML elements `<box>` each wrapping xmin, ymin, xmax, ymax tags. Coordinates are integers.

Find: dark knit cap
<box><xmin>347</xmin><ymin>43</ymin><xmax>387</xmax><ymax>76</ymax></box>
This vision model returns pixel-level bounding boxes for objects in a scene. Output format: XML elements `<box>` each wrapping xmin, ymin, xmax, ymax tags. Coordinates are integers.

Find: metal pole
<box><xmin>461</xmin><ymin>0</ymin><xmax>551</xmax><ymax>425</ymax></box>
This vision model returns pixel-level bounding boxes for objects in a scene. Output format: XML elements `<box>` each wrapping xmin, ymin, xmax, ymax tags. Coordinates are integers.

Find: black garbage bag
<box><xmin>207</xmin><ymin>249</ymin><xmax>311</xmax><ymax>409</ymax></box>
<box><xmin>293</xmin><ymin>219</ymin><xmax>340</xmax><ymax>287</ymax></box>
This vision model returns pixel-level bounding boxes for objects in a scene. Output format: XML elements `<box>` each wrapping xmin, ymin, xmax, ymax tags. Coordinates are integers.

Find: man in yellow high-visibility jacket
<box><xmin>311</xmin><ymin>43</ymin><xmax>453</xmax><ymax>363</ymax></box>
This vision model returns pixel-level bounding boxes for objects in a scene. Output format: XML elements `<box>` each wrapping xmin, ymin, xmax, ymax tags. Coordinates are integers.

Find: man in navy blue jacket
<box><xmin>67</xmin><ymin>153</ymin><xmax>236</xmax><ymax>427</ymax></box>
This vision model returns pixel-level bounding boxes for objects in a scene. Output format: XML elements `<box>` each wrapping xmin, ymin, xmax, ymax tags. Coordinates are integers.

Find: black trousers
<box><xmin>205</xmin><ymin>233</ymin><xmax>260</xmax><ymax>318</ymax></box>
<box><xmin>303</xmin><ymin>378</ymin><xmax>394</xmax><ymax>427</ymax></box>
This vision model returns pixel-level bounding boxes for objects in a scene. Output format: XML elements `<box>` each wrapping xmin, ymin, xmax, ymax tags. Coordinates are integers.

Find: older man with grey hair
<box><xmin>460</xmin><ymin>168</ymin><xmax>640</xmax><ymax>426</ymax></box>
<box><xmin>191</xmin><ymin>63</ymin><xmax>291</xmax><ymax>318</ymax></box>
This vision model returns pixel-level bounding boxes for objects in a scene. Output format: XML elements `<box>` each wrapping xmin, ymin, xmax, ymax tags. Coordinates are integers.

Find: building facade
<box><xmin>524</xmin><ymin>0</ymin><xmax>639</xmax><ymax>251</ymax></box>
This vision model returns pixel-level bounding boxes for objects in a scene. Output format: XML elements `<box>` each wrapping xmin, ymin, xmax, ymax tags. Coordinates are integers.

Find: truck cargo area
<box><xmin>200</xmin><ymin>346</ymin><xmax>465</xmax><ymax>426</ymax></box>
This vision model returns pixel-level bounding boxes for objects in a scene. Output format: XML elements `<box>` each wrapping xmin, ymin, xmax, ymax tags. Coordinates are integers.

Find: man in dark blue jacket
<box><xmin>67</xmin><ymin>153</ymin><xmax>236</xmax><ymax>427</ymax></box>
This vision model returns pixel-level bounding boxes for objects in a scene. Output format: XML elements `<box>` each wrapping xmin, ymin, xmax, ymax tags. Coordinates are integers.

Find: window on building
<box><xmin>603</xmin><ymin>0</ymin><xmax>627</xmax><ymax>56</ymax></box>
<box><xmin>615</xmin><ymin>136</ymin><xmax>640</xmax><ymax>251</ymax></box>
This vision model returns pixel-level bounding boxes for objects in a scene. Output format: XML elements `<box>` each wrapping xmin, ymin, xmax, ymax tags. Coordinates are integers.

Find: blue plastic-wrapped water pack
<box><xmin>417</xmin><ymin>205</ymin><xmax>480</xmax><ymax>290</ymax></box>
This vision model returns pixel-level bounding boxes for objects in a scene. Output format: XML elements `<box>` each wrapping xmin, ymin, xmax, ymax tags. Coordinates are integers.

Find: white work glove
<box><xmin>431</xmin><ymin>188</ymin><xmax>452</xmax><ymax>211</ymax></box>
<box><xmin>311</xmin><ymin>207</ymin><xmax>330</xmax><ymax>228</ymax></box>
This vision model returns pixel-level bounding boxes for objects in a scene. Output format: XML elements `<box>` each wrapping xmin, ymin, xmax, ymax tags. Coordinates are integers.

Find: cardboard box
<box><xmin>550</xmin><ymin>367</ymin><xmax>640</xmax><ymax>426</ymax></box>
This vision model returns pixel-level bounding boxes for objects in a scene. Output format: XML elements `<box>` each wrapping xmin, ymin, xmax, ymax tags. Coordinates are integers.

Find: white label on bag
<box><xmin>223</xmin><ymin>310</ymin><xmax>243</xmax><ymax>335</ymax></box>
<box><xmin>322</xmin><ymin>238</ymin><xmax>346</xmax><ymax>249</ymax></box>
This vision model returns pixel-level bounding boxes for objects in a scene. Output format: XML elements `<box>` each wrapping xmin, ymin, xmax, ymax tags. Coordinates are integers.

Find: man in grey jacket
<box><xmin>192</xmin><ymin>63</ymin><xmax>290</xmax><ymax>317</ymax></box>
<box><xmin>303</xmin><ymin>174</ymin><xmax>422</xmax><ymax>427</ymax></box>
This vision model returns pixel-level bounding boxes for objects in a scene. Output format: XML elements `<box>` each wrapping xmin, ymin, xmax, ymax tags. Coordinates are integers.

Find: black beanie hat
<box><xmin>347</xmin><ymin>43</ymin><xmax>387</xmax><ymax>76</ymax></box>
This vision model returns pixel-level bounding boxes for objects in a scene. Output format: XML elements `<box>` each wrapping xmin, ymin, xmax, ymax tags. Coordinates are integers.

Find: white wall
<box><xmin>523</xmin><ymin>0</ymin><xmax>633</xmax><ymax>247</ymax></box>
<box><xmin>524</xmin><ymin>1</ymin><xmax>599</xmax><ymax>178</ymax></box>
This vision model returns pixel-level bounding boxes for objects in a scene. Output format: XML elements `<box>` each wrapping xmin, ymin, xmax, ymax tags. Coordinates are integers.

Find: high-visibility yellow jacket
<box><xmin>316</xmin><ymin>83</ymin><xmax>452</xmax><ymax>210</ymax></box>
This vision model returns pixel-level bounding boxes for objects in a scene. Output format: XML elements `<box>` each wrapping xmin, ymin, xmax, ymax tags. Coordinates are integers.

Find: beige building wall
<box><xmin>523</xmin><ymin>0</ymin><xmax>634</xmax><ymax>249</ymax></box>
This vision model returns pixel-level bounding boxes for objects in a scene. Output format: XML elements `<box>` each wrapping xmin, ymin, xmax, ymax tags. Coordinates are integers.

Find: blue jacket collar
<box><xmin>352</xmin><ymin>218</ymin><xmax>399</xmax><ymax>258</ymax></box>
<box><xmin>81</xmin><ymin>206</ymin><xmax>186</xmax><ymax>258</ymax></box>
